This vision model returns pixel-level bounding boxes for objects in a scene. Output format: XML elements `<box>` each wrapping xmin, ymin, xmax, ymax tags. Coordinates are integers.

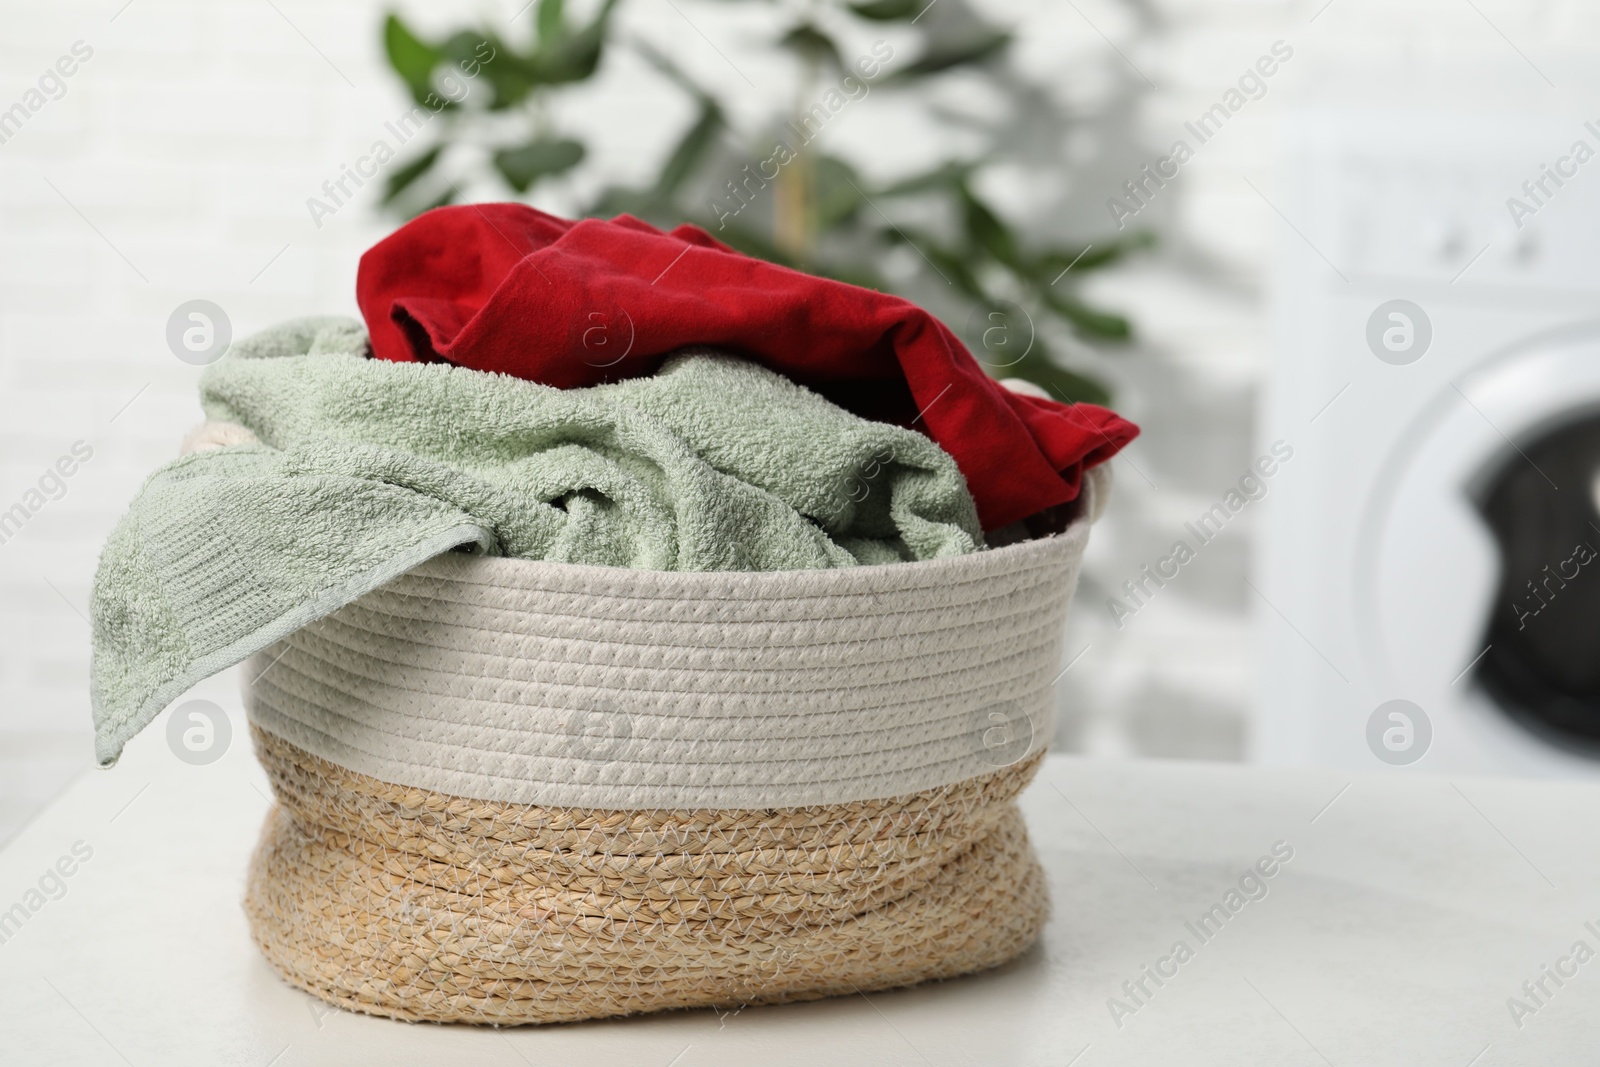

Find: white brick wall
<box><xmin>0</xmin><ymin>0</ymin><xmax>403</xmax><ymax>841</ymax></box>
<box><xmin>1</xmin><ymin>0</ymin><xmax>1592</xmax><ymax>840</ymax></box>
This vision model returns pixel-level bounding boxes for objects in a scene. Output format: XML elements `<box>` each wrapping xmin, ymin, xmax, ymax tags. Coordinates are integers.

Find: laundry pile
<box><xmin>89</xmin><ymin>204</ymin><xmax>1135</xmax><ymax>1025</ymax></box>
<box><xmin>357</xmin><ymin>202</ymin><xmax>1135</xmax><ymax>531</ymax></box>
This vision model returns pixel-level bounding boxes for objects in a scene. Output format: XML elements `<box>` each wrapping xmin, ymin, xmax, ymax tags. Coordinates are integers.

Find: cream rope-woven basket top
<box><xmin>242</xmin><ymin>466</ymin><xmax>1107</xmax><ymax>810</ymax></box>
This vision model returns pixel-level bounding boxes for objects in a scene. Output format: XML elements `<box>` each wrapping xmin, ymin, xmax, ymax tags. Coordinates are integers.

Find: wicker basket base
<box><xmin>244</xmin><ymin>726</ymin><xmax>1050</xmax><ymax>1025</ymax></box>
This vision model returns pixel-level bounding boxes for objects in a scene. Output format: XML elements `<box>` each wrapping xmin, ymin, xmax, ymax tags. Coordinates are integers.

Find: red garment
<box><xmin>356</xmin><ymin>203</ymin><xmax>1137</xmax><ymax>531</ymax></box>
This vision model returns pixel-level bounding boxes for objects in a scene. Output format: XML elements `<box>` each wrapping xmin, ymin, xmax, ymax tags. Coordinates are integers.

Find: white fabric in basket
<box><xmin>243</xmin><ymin>467</ymin><xmax>1107</xmax><ymax>809</ymax></box>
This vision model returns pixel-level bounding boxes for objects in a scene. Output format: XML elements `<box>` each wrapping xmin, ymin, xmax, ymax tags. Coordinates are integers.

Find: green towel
<box><xmin>90</xmin><ymin>317</ymin><xmax>983</xmax><ymax>764</ymax></box>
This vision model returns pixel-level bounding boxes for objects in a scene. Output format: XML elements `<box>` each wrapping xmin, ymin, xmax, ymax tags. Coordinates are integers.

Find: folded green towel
<box><xmin>89</xmin><ymin>317</ymin><xmax>983</xmax><ymax>764</ymax></box>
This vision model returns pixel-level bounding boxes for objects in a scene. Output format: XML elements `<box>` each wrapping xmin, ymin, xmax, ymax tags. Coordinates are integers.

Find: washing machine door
<box><xmin>1359</xmin><ymin>326</ymin><xmax>1600</xmax><ymax>770</ymax></box>
<box><xmin>1477</xmin><ymin>415</ymin><xmax>1600</xmax><ymax>743</ymax></box>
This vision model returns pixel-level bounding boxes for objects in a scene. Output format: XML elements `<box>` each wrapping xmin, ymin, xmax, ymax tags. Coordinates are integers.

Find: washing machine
<box><xmin>1257</xmin><ymin>106</ymin><xmax>1600</xmax><ymax>776</ymax></box>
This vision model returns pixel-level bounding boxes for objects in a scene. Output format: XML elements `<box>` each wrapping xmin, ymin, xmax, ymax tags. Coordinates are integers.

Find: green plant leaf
<box><xmin>534</xmin><ymin>0</ymin><xmax>618</xmax><ymax>83</ymax></box>
<box><xmin>481</xmin><ymin>61</ymin><xmax>539</xmax><ymax>109</ymax></box>
<box><xmin>384</xmin><ymin>14</ymin><xmax>440</xmax><ymax>102</ymax></box>
<box><xmin>631</xmin><ymin>39</ymin><xmax>714</xmax><ymax>103</ymax></box>
<box><xmin>811</xmin><ymin>155</ymin><xmax>866</xmax><ymax>231</ymax></box>
<box><xmin>960</xmin><ymin>185</ymin><xmax>1022</xmax><ymax>269</ymax></box>
<box><xmin>438</xmin><ymin>30</ymin><xmax>536</xmax><ymax>109</ymax></box>
<box><xmin>877</xmin><ymin>160</ymin><xmax>973</xmax><ymax>197</ymax></box>
<box><xmin>778</xmin><ymin>22</ymin><xmax>844</xmax><ymax>70</ymax></box>
<box><xmin>1042</xmin><ymin>289</ymin><xmax>1133</xmax><ymax>342</ymax></box>
<box><xmin>878</xmin><ymin>225</ymin><xmax>985</xmax><ymax>300</ymax></box>
<box><xmin>537</xmin><ymin>0</ymin><xmax>565</xmax><ymax>47</ymax></box>
<box><xmin>587</xmin><ymin>46</ymin><xmax>724</xmax><ymax>223</ymax></box>
<box><xmin>621</xmin><ymin>40</ymin><xmax>725</xmax><ymax>207</ymax></box>
<box><xmin>439</xmin><ymin>30</ymin><xmax>493</xmax><ymax>66</ymax></box>
<box><xmin>653</xmin><ymin>100</ymin><xmax>725</xmax><ymax>199</ymax></box>
<box><xmin>369</xmin><ymin>2</ymin><xmax>1144</xmax><ymax>381</ymax></box>
<box><xmin>587</xmin><ymin>185</ymin><xmax>653</xmax><ymax>219</ymax></box>
<box><xmin>846</xmin><ymin>0</ymin><xmax>924</xmax><ymax>21</ymax></box>
<box><xmin>709</xmin><ymin>221</ymin><xmax>890</xmax><ymax>291</ymax></box>
<box><xmin>1031</xmin><ymin>231</ymin><xmax>1156</xmax><ymax>280</ymax></box>
<box><xmin>705</xmin><ymin>222</ymin><xmax>799</xmax><ymax>267</ymax></box>
<box><xmin>493</xmin><ymin>137</ymin><xmax>586</xmax><ymax>191</ymax></box>
<box><xmin>392</xmin><ymin>183</ymin><xmax>459</xmax><ymax>221</ymax></box>
<box><xmin>893</xmin><ymin>31</ymin><xmax>1011</xmax><ymax>78</ymax></box>
<box><xmin>381</xmin><ymin>144</ymin><xmax>444</xmax><ymax>204</ymax></box>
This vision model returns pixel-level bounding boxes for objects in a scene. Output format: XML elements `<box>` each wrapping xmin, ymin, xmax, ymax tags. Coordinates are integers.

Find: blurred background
<box><xmin>5</xmin><ymin>0</ymin><xmax>1600</xmax><ymax>845</ymax></box>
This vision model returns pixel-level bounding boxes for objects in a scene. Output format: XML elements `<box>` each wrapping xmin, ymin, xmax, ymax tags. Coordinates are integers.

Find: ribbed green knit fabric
<box><xmin>89</xmin><ymin>317</ymin><xmax>983</xmax><ymax>764</ymax></box>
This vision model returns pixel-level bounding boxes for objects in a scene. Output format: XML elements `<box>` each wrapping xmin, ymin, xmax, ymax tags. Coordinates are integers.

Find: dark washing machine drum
<box><xmin>1479</xmin><ymin>414</ymin><xmax>1600</xmax><ymax>744</ymax></box>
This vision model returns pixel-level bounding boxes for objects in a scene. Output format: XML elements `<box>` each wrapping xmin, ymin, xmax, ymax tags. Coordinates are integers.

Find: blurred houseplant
<box><xmin>378</xmin><ymin>0</ymin><xmax>1149</xmax><ymax>404</ymax></box>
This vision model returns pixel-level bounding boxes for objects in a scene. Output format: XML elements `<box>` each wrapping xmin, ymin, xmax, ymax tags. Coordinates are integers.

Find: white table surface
<box><xmin>2</xmin><ymin>709</ymin><xmax>1597</xmax><ymax>1066</ymax></box>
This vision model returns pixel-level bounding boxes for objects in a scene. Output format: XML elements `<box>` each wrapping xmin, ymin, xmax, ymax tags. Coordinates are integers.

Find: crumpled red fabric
<box><xmin>356</xmin><ymin>203</ymin><xmax>1137</xmax><ymax>531</ymax></box>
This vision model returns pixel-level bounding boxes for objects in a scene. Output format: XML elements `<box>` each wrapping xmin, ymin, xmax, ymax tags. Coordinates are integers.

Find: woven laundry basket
<box><xmin>241</xmin><ymin>467</ymin><xmax>1109</xmax><ymax>1025</ymax></box>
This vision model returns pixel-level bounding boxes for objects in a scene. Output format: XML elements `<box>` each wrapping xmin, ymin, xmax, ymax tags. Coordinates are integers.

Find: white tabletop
<box><xmin>2</xmin><ymin>711</ymin><xmax>1597</xmax><ymax>1066</ymax></box>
